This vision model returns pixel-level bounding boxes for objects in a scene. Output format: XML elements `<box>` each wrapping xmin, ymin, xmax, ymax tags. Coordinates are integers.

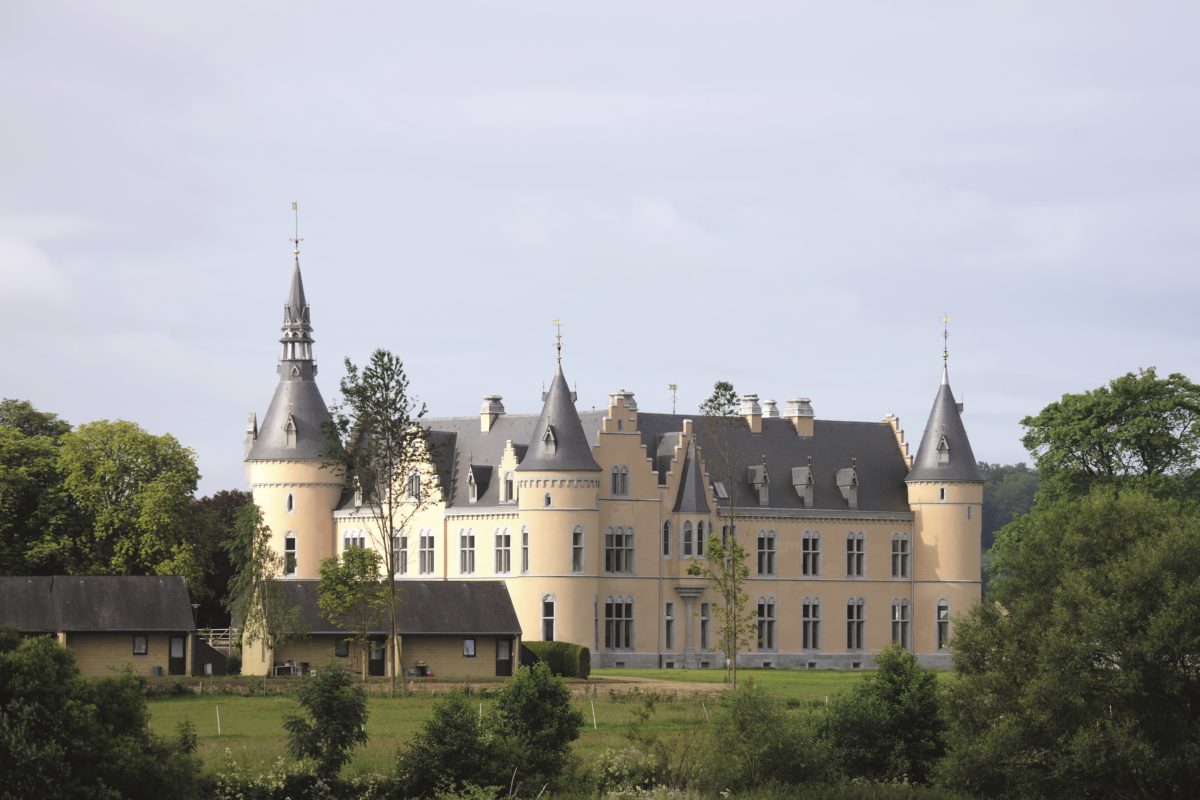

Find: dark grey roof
<box><xmin>673</xmin><ymin>440</ymin><xmax>712</xmax><ymax>513</ymax></box>
<box><xmin>906</xmin><ymin>367</ymin><xmax>984</xmax><ymax>483</ymax></box>
<box><xmin>284</xmin><ymin>260</ymin><xmax>309</xmax><ymax>328</ymax></box>
<box><xmin>274</xmin><ymin>580</ymin><xmax>522</xmax><ymax>636</ymax></box>
<box><xmin>0</xmin><ymin>576</ymin><xmax>195</xmax><ymax>633</ymax></box>
<box><xmin>639</xmin><ymin>413</ymin><xmax>911</xmax><ymax>512</ymax></box>
<box><xmin>515</xmin><ymin>364</ymin><xmax>601</xmax><ymax>473</ymax></box>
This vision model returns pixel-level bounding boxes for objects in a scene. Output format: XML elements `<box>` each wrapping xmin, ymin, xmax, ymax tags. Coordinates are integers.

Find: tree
<box><xmin>0</xmin><ymin>399</ymin><xmax>70</xmax><ymax>439</ymax></box>
<box><xmin>0</xmin><ymin>632</ymin><xmax>202</xmax><ymax>799</ymax></box>
<box><xmin>323</xmin><ymin>349</ymin><xmax>435</xmax><ymax>696</ymax></box>
<box><xmin>317</xmin><ymin>548</ymin><xmax>387</xmax><ymax>680</ymax></box>
<box><xmin>396</xmin><ymin>690</ymin><xmax>499</xmax><ymax>797</ymax></box>
<box><xmin>56</xmin><ymin>420</ymin><xmax>208</xmax><ymax>587</ymax></box>
<box><xmin>191</xmin><ymin>489</ymin><xmax>252</xmax><ymax>628</ymax></box>
<box><xmin>0</xmin><ymin>421</ymin><xmax>80</xmax><ymax>575</ymax></box>
<box><xmin>978</xmin><ymin>462</ymin><xmax>1038</xmax><ymax>552</ymax></box>
<box><xmin>491</xmin><ymin>662</ymin><xmax>583</xmax><ymax>792</ymax></box>
<box><xmin>226</xmin><ymin>503</ymin><xmax>307</xmax><ymax>675</ymax></box>
<box><xmin>1020</xmin><ymin>367</ymin><xmax>1200</xmax><ymax>497</ymax></box>
<box><xmin>820</xmin><ymin>643</ymin><xmax>945</xmax><ymax>784</ymax></box>
<box><xmin>283</xmin><ymin>665</ymin><xmax>369</xmax><ymax>779</ymax></box>
<box><xmin>689</xmin><ymin>380</ymin><xmax>755</xmax><ymax>688</ymax></box>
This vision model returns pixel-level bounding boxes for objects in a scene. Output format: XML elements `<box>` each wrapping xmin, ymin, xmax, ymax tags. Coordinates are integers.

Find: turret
<box><xmin>244</xmin><ymin>246</ymin><xmax>342</xmax><ymax>582</ymax></box>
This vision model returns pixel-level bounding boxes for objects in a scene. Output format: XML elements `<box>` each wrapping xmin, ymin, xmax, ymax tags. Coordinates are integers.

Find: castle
<box><xmin>244</xmin><ymin>257</ymin><xmax>982</xmax><ymax>670</ymax></box>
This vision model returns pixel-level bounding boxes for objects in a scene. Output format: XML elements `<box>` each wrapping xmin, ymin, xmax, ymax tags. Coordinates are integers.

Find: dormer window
<box><xmin>712</xmin><ymin>481</ymin><xmax>729</xmax><ymax>502</ymax></box>
<box><xmin>937</xmin><ymin>434</ymin><xmax>950</xmax><ymax>465</ymax></box>
<box><xmin>748</xmin><ymin>465</ymin><xmax>769</xmax><ymax>507</ymax></box>
<box><xmin>284</xmin><ymin>413</ymin><xmax>297</xmax><ymax>449</ymax></box>
<box><xmin>791</xmin><ymin>466</ymin><xmax>814</xmax><ymax>507</ymax></box>
<box><xmin>837</xmin><ymin>467</ymin><xmax>858</xmax><ymax>510</ymax></box>
<box><xmin>542</xmin><ymin>425</ymin><xmax>557</xmax><ymax>455</ymax></box>
<box><xmin>407</xmin><ymin>472</ymin><xmax>421</xmax><ymax>500</ymax></box>
<box><xmin>468</xmin><ymin>472</ymin><xmax>478</xmax><ymax>504</ymax></box>
<box><xmin>503</xmin><ymin>472</ymin><xmax>514</xmax><ymax>503</ymax></box>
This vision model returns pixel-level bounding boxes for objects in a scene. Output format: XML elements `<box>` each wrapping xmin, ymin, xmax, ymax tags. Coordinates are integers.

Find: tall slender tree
<box><xmin>323</xmin><ymin>349</ymin><xmax>436</xmax><ymax>696</ymax></box>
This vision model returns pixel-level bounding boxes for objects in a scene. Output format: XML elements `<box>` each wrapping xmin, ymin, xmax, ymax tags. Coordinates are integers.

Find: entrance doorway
<box><xmin>168</xmin><ymin>636</ymin><xmax>187</xmax><ymax>676</ymax></box>
<box><xmin>496</xmin><ymin>637</ymin><xmax>513</xmax><ymax>677</ymax></box>
<box><xmin>368</xmin><ymin>639</ymin><xmax>386</xmax><ymax>677</ymax></box>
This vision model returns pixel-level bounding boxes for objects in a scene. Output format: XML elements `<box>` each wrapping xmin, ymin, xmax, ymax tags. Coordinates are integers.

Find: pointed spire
<box><xmin>673</xmin><ymin>438</ymin><xmax>711</xmax><ymax>513</ymax></box>
<box><xmin>907</xmin><ymin>362</ymin><xmax>983</xmax><ymax>483</ymax></box>
<box><xmin>279</xmin><ymin>206</ymin><xmax>314</xmax><ymax>366</ymax></box>
<box><xmin>516</xmin><ymin>361</ymin><xmax>600</xmax><ymax>472</ymax></box>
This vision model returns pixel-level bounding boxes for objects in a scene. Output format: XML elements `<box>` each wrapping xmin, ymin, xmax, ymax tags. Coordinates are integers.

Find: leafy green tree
<box><xmin>396</xmin><ymin>690</ymin><xmax>499</xmax><ymax>797</ymax></box>
<box><xmin>56</xmin><ymin>419</ymin><xmax>207</xmax><ymax>586</ymax></box>
<box><xmin>701</xmin><ymin>681</ymin><xmax>832</xmax><ymax>791</ymax></box>
<box><xmin>317</xmin><ymin>547</ymin><xmax>387</xmax><ymax>680</ymax></box>
<box><xmin>323</xmin><ymin>348</ymin><xmax>435</xmax><ymax>696</ymax></box>
<box><xmin>0</xmin><ymin>422</ymin><xmax>79</xmax><ymax>574</ymax></box>
<box><xmin>492</xmin><ymin>662</ymin><xmax>583</xmax><ymax>792</ymax></box>
<box><xmin>978</xmin><ymin>462</ymin><xmax>1038</xmax><ymax>551</ymax></box>
<box><xmin>284</xmin><ymin>664</ymin><xmax>369</xmax><ymax>778</ymax></box>
<box><xmin>691</xmin><ymin>380</ymin><xmax>755</xmax><ymax>687</ymax></box>
<box><xmin>0</xmin><ymin>399</ymin><xmax>70</xmax><ymax>438</ymax></box>
<box><xmin>940</xmin><ymin>487</ymin><xmax>1200</xmax><ymax>799</ymax></box>
<box><xmin>0</xmin><ymin>632</ymin><xmax>202</xmax><ymax>800</ymax></box>
<box><xmin>226</xmin><ymin>503</ymin><xmax>307</xmax><ymax>674</ymax></box>
<box><xmin>1020</xmin><ymin>367</ymin><xmax>1200</xmax><ymax>497</ymax></box>
<box><xmin>191</xmin><ymin>489</ymin><xmax>251</xmax><ymax>627</ymax></box>
<box><xmin>820</xmin><ymin>643</ymin><xmax>944</xmax><ymax>784</ymax></box>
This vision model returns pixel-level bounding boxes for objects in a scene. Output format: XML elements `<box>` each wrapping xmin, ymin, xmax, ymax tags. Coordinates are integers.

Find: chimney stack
<box><xmin>741</xmin><ymin>393</ymin><xmax>762</xmax><ymax>433</ymax></box>
<box><xmin>784</xmin><ymin>397</ymin><xmax>814</xmax><ymax>437</ymax></box>
<box><xmin>481</xmin><ymin>395</ymin><xmax>505</xmax><ymax>432</ymax></box>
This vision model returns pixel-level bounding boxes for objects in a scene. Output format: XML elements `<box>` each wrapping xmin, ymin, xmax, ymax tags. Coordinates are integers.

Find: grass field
<box><xmin>147</xmin><ymin>669</ymin><xmax>876</xmax><ymax>777</ymax></box>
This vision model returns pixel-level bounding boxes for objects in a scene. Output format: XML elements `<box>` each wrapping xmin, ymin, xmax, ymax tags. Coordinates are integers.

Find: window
<box><xmin>756</xmin><ymin>597</ymin><xmax>776</xmax><ymax>650</ymax></box>
<box><xmin>802</xmin><ymin>530</ymin><xmax>820</xmax><ymax>576</ymax></box>
<box><xmin>665</xmin><ymin>602</ymin><xmax>675</xmax><ymax>651</ymax></box>
<box><xmin>132</xmin><ymin>635</ymin><xmax>148</xmax><ymax>655</ymax></box>
<box><xmin>892</xmin><ymin>599</ymin><xmax>910</xmax><ymax>649</ymax></box>
<box><xmin>394</xmin><ymin>531</ymin><xmax>407</xmax><ymax>575</ymax></box>
<box><xmin>542</xmin><ymin>595</ymin><xmax>555</xmax><ymax>641</ymax></box>
<box><xmin>335</xmin><ymin>638</ymin><xmax>349</xmax><ymax>658</ymax></box>
<box><xmin>544</xmin><ymin>492</ymin><xmax>552</xmax><ymax>507</ymax></box>
<box><xmin>891</xmin><ymin>533</ymin><xmax>910</xmax><ymax>578</ymax></box>
<box><xmin>757</xmin><ymin>530</ymin><xmax>776</xmax><ymax>576</ymax></box>
<box><xmin>662</xmin><ymin>521</ymin><xmax>671</xmax><ymax>557</ymax></box>
<box><xmin>284</xmin><ymin>533</ymin><xmax>297</xmax><ymax>576</ymax></box>
<box><xmin>847</xmin><ymin>532</ymin><xmax>865</xmax><ymax>577</ymax></box>
<box><xmin>504</xmin><ymin>472</ymin><xmax>515</xmax><ymax>503</ymax></box>
<box><xmin>343</xmin><ymin>530</ymin><xmax>366</xmax><ymax>550</ymax></box>
<box><xmin>937</xmin><ymin>600</ymin><xmax>951</xmax><ymax>650</ymax></box>
<box><xmin>495</xmin><ymin>527</ymin><xmax>512</xmax><ymax>573</ymax></box>
<box><xmin>605</xmin><ymin>596</ymin><xmax>633</xmax><ymax>649</ymax></box>
<box><xmin>571</xmin><ymin>525</ymin><xmax>584</xmax><ymax>572</ymax></box>
<box><xmin>611</xmin><ymin>466</ymin><xmax>620</xmax><ymax>495</ymax></box>
<box><xmin>459</xmin><ymin>528</ymin><xmax>475</xmax><ymax>574</ymax></box>
<box><xmin>682</xmin><ymin>521</ymin><xmax>694</xmax><ymax>557</ymax></box>
<box><xmin>721</xmin><ymin>524</ymin><xmax>736</xmax><ymax>547</ymax></box>
<box><xmin>803</xmin><ymin>597</ymin><xmax>821</xmax><ymax>650</ymax></box>
<box><xmin>463</xmin><ymin>638</ymin><xmax>476</xmax><ymax>657</ymax></box>
<box><xmin>939</xmin><ymin>487</ymin><xmax>946</xmax><ymax>501</ymax></box>
<box><xmin>967</xmin><ymin>505</ymin><xmax>973</xmax><ymax>520</ymax></box>
<box><xmin>620</xmin><ymin>466</ymin><xmax>629</xmax><ymax>495</ymax></box>
<box><xmin>611</xmin><ymin>465</ymin><xmax>630</xmax><ymax>496</ymax></box>
<box><xmin>468</xmin><ymin>472</ymin><xmax>478</xmax><ymax>504</ymax></box>
<box><xmin>521</xmin><ymin>526</ymin><xmax>529</xmax><ymax>573</ymax></box>
<box><xmin>847</xmin><ymin>598</ymin><xmax>865</xmax><ymax>649</ymax></box>
<box><xmin>937</xmin><ymin>435</ymin><xmax>950</xmax><ymax>465</ymax></box>
<box><xmin>700</xmin><ymin>602</ymin><xmax>710</xmax><ymax>650</ymax></box>
<box><xmin>696</xmin><ymin>521</ymin><xmax>706</xmax><ymax>557</ymax></box>
<box><xmin>286</xmin><ymin>493</ymin><xmax>294</xmax><ymax>513</ymax></box>
<box><xmin>407</xmin><ymin>472</ymin><xmax>421</xmax><ymax>499</ymax></box>
<box><xmin>604</xmin><ymin>526</ymin><xmax>634</xmax><ymax>573</ymax></box>
<box><xmin>419</xmin><ymin>530</ymin><xmax>435</xmax><ymax>574</ymax></box>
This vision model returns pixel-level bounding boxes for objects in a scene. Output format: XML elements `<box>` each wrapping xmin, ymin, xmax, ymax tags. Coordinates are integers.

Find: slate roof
<box><xmin>0</xmin><ymin>576</ymin><xmax>196</xmax><ymax>633</ymax></box>
<box><xmin>673</xmin><ymin>439</ymin><xmax>712</xmax><ymax>514</ymax></box>
<box><xmin>906</xmin><ymin>367</ymin><xmax>985</xmax><ymax>483</ymax></box>
<box><xmin>515</xmin><ymin>364</ymin><xmax>602</xmax><ymax>473</ymax></box>
<box><xmin>273</xmin><ymin>580</ymin><xmax>522</xmax><ymax>636</ymax></box>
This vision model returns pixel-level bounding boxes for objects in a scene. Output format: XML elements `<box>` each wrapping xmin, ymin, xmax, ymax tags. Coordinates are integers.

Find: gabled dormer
<box><xmin>837</xmin><ymin>465</ymin><xmax>858</xmax><ymax>510</ymax></box>
<box><xmin>791</xmin><ymin>464</ymin><xmax>814</xmax><ymax>507</ymax></box>
<box><xmin>748</xmin><ymin>463</ymin><xmax>769</xmax><ymax>506</ymax></box>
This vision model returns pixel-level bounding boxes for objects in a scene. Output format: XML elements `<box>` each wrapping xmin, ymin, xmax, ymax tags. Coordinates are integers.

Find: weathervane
<box><xmin>940</xmin><ymin>312</ymin><xmax>951</xmax><ymax>364</ymax></box>
<box><xmin>669</xmin><ymin>383</ymin><xmax>678</xmax><ymax>414</ymax></box>
<box><xmin>290</xmin><ymin>201</ymin><xmax>303</xmax><ymax>262</ymax></box>
<box><xmin>552</xmin><ymin>319</ymin><xmax>563</xmax><ymax>364</ymax></box>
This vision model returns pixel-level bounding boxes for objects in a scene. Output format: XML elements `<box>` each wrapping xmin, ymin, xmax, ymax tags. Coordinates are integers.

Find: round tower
<box><xmin>905</xmin><ymin>362</ymin><xmax>984</xmax><ymax>660</ymax></box>
<box><xmin>510</xmin><ymin>359</ymin><xmax>601</xmax><ymax>647</ymax></box>
<box><xmin>244</xmin><ymin>252</ymin><xmax>342</xmax><ymax>579</ymax></box>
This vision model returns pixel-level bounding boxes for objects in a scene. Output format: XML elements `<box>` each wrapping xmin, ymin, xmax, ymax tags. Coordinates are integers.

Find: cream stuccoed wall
<box><xmin>247</xmin><ymin>459</ymin><xmax>343</xmax><ymax>579</ymax></box>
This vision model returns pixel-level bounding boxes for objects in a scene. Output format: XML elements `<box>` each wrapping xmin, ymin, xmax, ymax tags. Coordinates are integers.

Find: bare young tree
<box><xmin>688</xmin><ymin>380</ymin><xmax>755</xmax><ymax>688</ymax></box>
<box><xmin>324</xmin><ymin>349</ymin><xmax>436</xmax><ymax>696</ymax></box>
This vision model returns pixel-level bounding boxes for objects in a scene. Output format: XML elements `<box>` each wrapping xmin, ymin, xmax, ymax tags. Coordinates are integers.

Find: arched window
<box><xmin>757</xmin><ymin>530</ymin><xmax>776</xmax><ymax>575</ymax></box>
<box><xmin>846</xmin><ymin>532</ymin><xmax>865</xmax><ymax>577</ymax></box>
<box><xmin>544</xmin><ymin>492</ymin><xmax>552</xmax><ymax>508</ymax></box>
<box><xmin>620</xmin><ymin>466</ymin><xmax>629</xmax><ymax>496</ymax></box>
<box><xmin>504</xmin><ymin>472</ymin><xmax>514</xmax><ymax>503</ymax></box>
<box><xmin>604</xmin><ymin>595</ymin><xmax>633</xmax><ymax>649</ymax></box>
<box><xmin>846</xmin><ymin>597</ymin><xmax>865</xmax><ymax>649</ymax></box>
<box><xmin>802</xmin><ymin>597</ymin><xmax>821</xmax><ymax>649</ymax></box>
<box><xmin>604</xmin><ymin>526</ymin><xmax>633</xmax><ymax>574</ymax></box>
<box><xmin>891</xmin><ymin>533</ymin><xmax>911</xmax><ymax>578</ymax></box>
<box><xmin>756</xmin><ymin>597</ymin><xmax>776</xmax><ymax>650</ymax></box>
<box><xmin>696</xmin><ymin>521</ymin><xmax>706</xmax><ymax>557</ymax></box>
<box><xmin>284</xmin><ymin>533</ymin><xmax>297</xmax><ymax>576</ymax></box>
<box><xmin>802</xmin><ymin>530</ymin><xmax>820</xmax><ymax>576</ymax></box>
<box><xmin>662</xmin><ymin>521</ymin><xmax>671</xmax><ymax>557</ymax></box>
<box><xmin>571</xmin><ymin>525</ymin><xmax>584</xmax><ymax>573</ymax></box>
<box><xmin>542</xmin><ymin>594</ymin><xmax>556</xmax><ymax>641</ymax></box>
<box><xmin>937</xmin><ymin>600</ymin><xmax>951</xmax><ymax>650</ymax></box>
<box><xmin>891</xmin><ymin>598</ymin><xmax>911</xmax><ymax>649</ymax></box>
<box><xmin>495</xmin><ymin>527</ymin><xmax>512</xmax><ymax>573</ymax></box>
<box><xmin>521</xmin><ymin>526</ymin><xmax>530</xmax><ymax>573</ymax></box>
<box><xmin>393</xmin><ymin>531</ymin><xmax>406</xmax><ymax>575</ymax></box>
<box><xmin>611</xmin><ymin>466</ymin><xmax>620</xmax><ymax>495</ymax></box>
<box><xmin>682</xmin><ymin>521</ymin><xmax>694</xmax><ymax>557</ymax></box>
<box><xmin>460</xmin><ymin>528</ymin><xmax>475</xmax><ymax>574</ymax></box>
<box><xmin>286</xmin><ymin>493</ymin><xmax>294</xmax><ymax>513</ymax></box>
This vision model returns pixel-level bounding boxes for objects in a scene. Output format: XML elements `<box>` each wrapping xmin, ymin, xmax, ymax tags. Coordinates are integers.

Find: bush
<box><xmin>226</xmin><ymin>647</ymin><xmax>242</xmax><ymax>675</ymax></box>
<box><xmin>522</xmin><ymin>641</ymin><xmax>590</xmax><ymax>678</ymax></box>
<box><xmin>396</xmin><ymin>690</ymin><xmax>499</xmax><ymax>797</ymax></box>
<box><xmin>283</xmin><ymin>664</ymin><xmax>368</xmax><ymax>778</ymax></box>
<box><xmin>492</xmin><ymin>662</ymin><xmax>585</xmax><ymax>792</ymax></box>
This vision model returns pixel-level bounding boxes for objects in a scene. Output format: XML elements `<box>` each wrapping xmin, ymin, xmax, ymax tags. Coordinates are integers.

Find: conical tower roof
<box><xmin>673</xmin><ymin>438</ymin><xmax>711</xmax><ymax>513</ymax></box>
<box><xmin>247</xmin><ymin>258</ymin><xmax>334</xmax><ymax>462</ymax></box>
<box><xmin>515</xmin><ymin>363</ymin><xmax>600</xmax><ymax>472</ymax></box>
<box><xmin>907</xmin><ymin>365</ymin><xmax>984</xmax><ymax>482</ymax></box>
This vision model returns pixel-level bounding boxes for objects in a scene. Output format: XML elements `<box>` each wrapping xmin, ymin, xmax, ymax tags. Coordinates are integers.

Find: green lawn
<box><xmin>147</xmin><ymin>668</ymin><xmax>898</xmax><ymax>778</ymax></box>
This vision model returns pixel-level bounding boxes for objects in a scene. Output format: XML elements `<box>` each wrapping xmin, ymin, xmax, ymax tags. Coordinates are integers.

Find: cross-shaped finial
<box><xmin>940</xmin><ymin>312</ymin><xmax>951</xmax><ymax>363</ymax></box>
<box><xmin>552</xmin><ymin>319</ymin><xmax>563</xmax><ymax>364</ymax></box>
<box><xmin>290</xmin><ymin>201</ymin><xmax>303</xmax><ymax>260</ymax></box>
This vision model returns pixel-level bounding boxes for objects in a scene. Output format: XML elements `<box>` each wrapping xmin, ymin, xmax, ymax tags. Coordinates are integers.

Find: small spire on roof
<box><xmin>940</xmin><ymin>312</ymin><xmax>951</xmax><ymax>384</ymax></box>
<box><xmin>552</xmin><ymin>318</ymin><xmax>563</xmax><ymax>364</ymax></box>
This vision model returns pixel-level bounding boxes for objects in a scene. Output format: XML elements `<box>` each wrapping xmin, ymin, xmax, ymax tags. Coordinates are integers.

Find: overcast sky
<box><xmin>3</xmin><ymin>2</ymin><xmax>1198</xmax><ymax>495</ymax></box>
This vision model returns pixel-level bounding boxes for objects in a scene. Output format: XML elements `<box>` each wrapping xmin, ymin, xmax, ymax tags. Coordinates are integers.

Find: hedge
<box><xmin>522</xmin><ymin>641</ymin><xmax>590</xmax><ymax>678</ymax></box>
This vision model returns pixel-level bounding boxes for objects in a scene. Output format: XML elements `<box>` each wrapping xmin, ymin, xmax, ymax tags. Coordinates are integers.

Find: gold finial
<box><xmin>290</xmin><ymin>201</ymin><xmax>303</xmax><ymax>261</ymax></box>
<box><xmin>940</xmin><ymin>312</ymin><xmax>951</xmax><ymax>363</ymax></box>
<box><xmin>552</xmin><ymin>319</ymin><xmax>563</xmax><ymax>364</ymax></box>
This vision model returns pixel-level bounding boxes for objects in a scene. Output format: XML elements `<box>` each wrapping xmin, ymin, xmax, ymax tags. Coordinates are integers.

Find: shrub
<box><xmin>522</xmin><ymin>641</ymin><xmax>590</xmax><ymax>678</ymax></box>
<box><xmin>396</xmin><ymin>690</ymin><xmax>499</xmax><ymax>797</ymax></box>
<box><xmin>226</xmin><ymin>647</ymin><xmax>242</xmax><ymax>675</ymax></box>
<box><xmin>283</xmin><ymin>664</ymin><xmax>369</xmax><ymax>778</ymax></box>
<box><xmin>492</xmin><ymin>662</ymin><xmax>584</xmax><ymax>792</ymax></box>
